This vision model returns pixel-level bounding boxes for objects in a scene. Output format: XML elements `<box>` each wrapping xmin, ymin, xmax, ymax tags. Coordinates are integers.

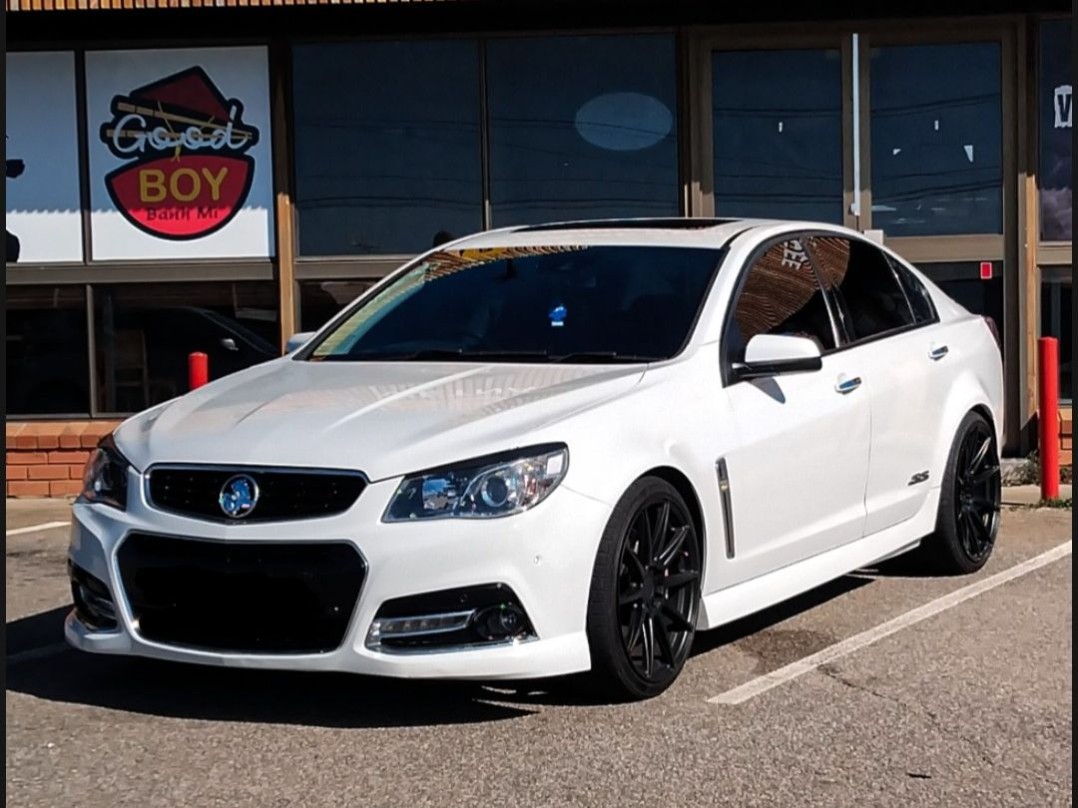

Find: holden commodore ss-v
<box><xmin>67</xmin><ymin>218</ymin><xmax>1004</xmax><ymax>700</ymax></box>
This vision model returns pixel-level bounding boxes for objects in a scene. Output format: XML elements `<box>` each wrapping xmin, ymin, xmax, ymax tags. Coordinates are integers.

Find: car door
<box><xmin>719</xmin><ymin>235</ymin><xmax>871</xmax><ymax>585</ymax></box>
<box><xmin>805</xmin><ymin>235</ymin><xmax>946</xmax><ymax>535</ymax></box>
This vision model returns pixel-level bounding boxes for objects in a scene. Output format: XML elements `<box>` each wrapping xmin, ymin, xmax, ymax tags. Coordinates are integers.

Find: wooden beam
<box><xmin>270</xmin><ymin>41</ymin><xmax>297</xmax><ymax>353</ymax></box>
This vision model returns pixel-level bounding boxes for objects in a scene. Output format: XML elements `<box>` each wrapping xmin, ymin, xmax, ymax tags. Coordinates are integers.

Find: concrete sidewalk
<box><xmin>1002</xmin><ymin>484</ymin><xmax>1073</xmax><ymax>506</ymax></box>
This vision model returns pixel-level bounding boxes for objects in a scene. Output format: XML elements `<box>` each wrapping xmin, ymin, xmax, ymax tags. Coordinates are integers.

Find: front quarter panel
<box><xmin>553</xmin><ymin>348</ymin><xmax>738</xmax><ymax>599</ymax></box>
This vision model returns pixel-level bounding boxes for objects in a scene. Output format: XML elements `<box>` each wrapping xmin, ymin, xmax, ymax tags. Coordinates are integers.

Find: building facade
<box><xmin>5</xmin><ymin>0</ymin><xmax>1072</xmax><ymax>493</ymax></box>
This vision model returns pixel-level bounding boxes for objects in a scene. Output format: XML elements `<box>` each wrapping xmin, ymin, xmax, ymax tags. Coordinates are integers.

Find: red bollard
<box><xmin>1038</xmin><ymin>337</ymin><xmax>1060</xmax><ymax>501</ymax></box>
<box><xmin>188</xmin><ymin>352</ymin><xmax>209</xmax><ymax>391</ymax></box>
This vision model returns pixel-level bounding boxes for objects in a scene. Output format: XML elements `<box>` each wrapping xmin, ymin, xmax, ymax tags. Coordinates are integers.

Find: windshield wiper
<box><xmin>549</xmin><ymin>351</ymin><xmax>659</xmax><ymax>364</ymax></box>
<box><xmin>318</xmin><ymin>348</ymin><xmax>658</xmax><ymax>364</ymax></box>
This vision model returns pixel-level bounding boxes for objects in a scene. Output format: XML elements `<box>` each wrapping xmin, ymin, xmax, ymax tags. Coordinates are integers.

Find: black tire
<box><xmin>921</xmin><ymin>411</ymin><xmax>1002</xmax><ymax>575</ymax></box>
<box><xmin>586</xmin><ymin>477</ymin><xmax>702</xmax><ymax>701</ymax></box>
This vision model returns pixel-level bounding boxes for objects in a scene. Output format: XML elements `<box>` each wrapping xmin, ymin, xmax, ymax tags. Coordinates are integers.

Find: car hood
<box><xmin>114</xmin><ymin>358</ymin><xmax>646</xmax><ymax>480</ymax></box>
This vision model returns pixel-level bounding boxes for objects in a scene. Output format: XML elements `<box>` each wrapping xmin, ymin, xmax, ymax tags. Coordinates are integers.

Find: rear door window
<box><xmin>807</xmin><ymin>236</ymin><xmax>917</xmax><ymax>342</ymax></box>
<box><xmin>886</xmin><ymin>254</ymin><xmax>938</xmax><ymax>324</ymax></box>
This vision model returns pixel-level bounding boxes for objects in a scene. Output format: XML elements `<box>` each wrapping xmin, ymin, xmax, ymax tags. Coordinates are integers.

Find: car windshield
<box><xmin>305</xmin><ymin>245</ymin><xmax>725</xmax><ymax>363</ymax></box>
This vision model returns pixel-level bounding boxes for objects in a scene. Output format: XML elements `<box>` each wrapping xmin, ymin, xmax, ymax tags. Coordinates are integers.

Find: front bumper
<box><xmin>65</xmin><ymin>473</ymin><xmax>611</xmax><ymax>680</ymax></box>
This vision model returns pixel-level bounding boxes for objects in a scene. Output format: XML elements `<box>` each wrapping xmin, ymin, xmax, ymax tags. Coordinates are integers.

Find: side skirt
<box><xmin>696</xmin><ymin>488</ymin><xmax>939</xmax><ymax>631</ymax></box>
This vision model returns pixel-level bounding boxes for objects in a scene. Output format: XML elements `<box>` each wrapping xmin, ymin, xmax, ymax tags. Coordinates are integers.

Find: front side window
<box><xmin>725</xmin><ymin>237</ymin><xmax>837</xmax><ymax>366</ymax></box>
<box><xmin>306</xmin><ymin>245</ymin><xmax>723</xmax><ymax>363</ymax></box>
<box><xmin>808</xmin><ymin>236</ymin><xmax>915</xmax><ymax>342</ymax></box>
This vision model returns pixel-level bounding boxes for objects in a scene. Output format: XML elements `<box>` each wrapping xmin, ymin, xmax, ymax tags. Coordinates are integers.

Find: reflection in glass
<box><xmin>808</xmin><ymin>236</ymin><xmax>915</xmax><ymax>340</ymax></box>
<box><xmin>871</xmin><ymin>43</ymin><xmax>1003</xmax><ymax>237</ymax></box>
<box><xmin>300</xmin><ymin>280</ymin><xmax>377</xmax><ymax>331</ymax></box>
<box><xmin>728</xmin><ymin>239</ymin><xmax>836</xmax><ymax>362</ymax></box>
<box><xmin>6</xmin><ymin>285</ymin><xmax>90</xmax><ymax>415</ymax></box>
<box><xmin>712</xmin><ymin>49</ymin><xmax>843</xmax><ymax>223</ymax></box>
<box><xmin>293</xmin><ymin>41</ymin><xmax>482</xmax><ymax>256</ymax></box>
<box><xmin>1041</xmin><ymin>270</ymin><xmax>1072</xmax><ymax>401</ymax></box>
<box><xmin>307</xmin><ymin>245</ymin><xmax>722</xmax><ymax>362</ymax></box>
<box><xmin>94</xmin><ymin>282</ymin><xmax>279</xmax><ymax>413</ymax></box>
<box><xmin>1039</xmin><ymin>20</ymin><xmax>1072</xmax><ymax>242</ymax></box>
<box><xmin>487</xmin><ymin>35</ymin><xmax>679</xmax><ymax>226</ymax></box>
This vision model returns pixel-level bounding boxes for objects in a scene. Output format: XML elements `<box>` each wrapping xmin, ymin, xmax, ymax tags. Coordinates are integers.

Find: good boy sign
<box><xmin>100</xmin><ymin>66</ymin><xmax>260</xmax><ymax>240</ymax></box>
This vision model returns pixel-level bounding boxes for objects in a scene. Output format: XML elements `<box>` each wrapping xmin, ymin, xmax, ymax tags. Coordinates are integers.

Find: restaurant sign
<box><xmin>100</xmin><ymin>66</ymin><xmax>260</xmax><ymax>240</ymax></box>
<box><xmin>86</xmin><ymin>47</ymin><xmax>273</xmax><ymax>260</ymax></box>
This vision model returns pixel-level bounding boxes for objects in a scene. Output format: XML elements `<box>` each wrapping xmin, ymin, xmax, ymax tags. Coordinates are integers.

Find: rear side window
<box><xmin>807</xmin><ymin>236</ymin><xmax>916</xmax><ymax>342</ymax></box>
<box><xmin>886</xmin><ymin>254</ymin><xmax>937</xmax><ymax>324</ymax></box>
<box><xmin>725</xmin><ymin>237</ymin><xmax>837</xmax><ymax>366</ymax></box>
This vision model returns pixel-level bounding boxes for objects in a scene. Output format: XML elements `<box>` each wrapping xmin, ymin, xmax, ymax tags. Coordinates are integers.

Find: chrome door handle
<box><xmin>929</xmin><ymin>344</ymin><xmax>949</xmax><ymax>360</ymax></box>
<box><xmin>835</xmin><ymin>375</ymin><xmax>862</xmax><ymax>394</ymax></box>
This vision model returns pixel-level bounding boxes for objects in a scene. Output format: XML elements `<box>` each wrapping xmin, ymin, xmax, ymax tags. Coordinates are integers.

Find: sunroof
<box><xmin>515</xmin><ymin>217</ymin><xmax>739</xmax><ymax>233</ymax></box>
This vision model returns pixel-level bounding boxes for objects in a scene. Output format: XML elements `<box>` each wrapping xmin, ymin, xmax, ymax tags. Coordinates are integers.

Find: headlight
<box><xmin>79</xmin><ymin>436</ymin><xmax>131</xmax><ymax>510</ymax></box>
<box><xmin>383</xmin><ymin>444</ymin><xmax>568</xmax><ymax>522</ymax></box>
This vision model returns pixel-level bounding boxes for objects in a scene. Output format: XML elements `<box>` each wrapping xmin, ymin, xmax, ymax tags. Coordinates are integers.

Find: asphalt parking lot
<box><xmin>5</xmin><ymin>498</ymin><xmax>1072</xmax><ymax>807</ymax></box>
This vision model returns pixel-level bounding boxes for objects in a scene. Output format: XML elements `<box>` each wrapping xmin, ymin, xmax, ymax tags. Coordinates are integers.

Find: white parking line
<box><xmin>6</xmin><ymin>521</ymin><xmax>70</xmax><ymax>537</ymax></box>
<box><xmin>708</xmin><ymin>540</ymin><xmax>1073</xmax><ymax>706</ymax></box>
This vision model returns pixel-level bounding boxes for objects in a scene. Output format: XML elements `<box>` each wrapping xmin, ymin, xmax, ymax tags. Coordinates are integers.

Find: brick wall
<box><xmin>6</xmin><ymin>421</ymin><xmax>122</xmax><ymax>498</ymax></box>
<box><xmin>1062</xmin><ymin>408</ymin><xmax>1073</xmax><ymax>467</ymax></box>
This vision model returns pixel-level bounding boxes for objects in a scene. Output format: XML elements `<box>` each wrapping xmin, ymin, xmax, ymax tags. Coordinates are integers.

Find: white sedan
<box><xmin>67</xmin><ymin>218</ymin><xmax>1004</xmax><ymax>700</ymax></box>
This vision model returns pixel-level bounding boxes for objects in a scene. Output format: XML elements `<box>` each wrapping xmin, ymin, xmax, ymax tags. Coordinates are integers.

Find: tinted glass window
<box><xmin>887</xmin><ymin>254</ymin><xmax>937</xmax><ymax>323</ymax></box>
<box><xmin>94</xmin><ymin>282</ymin><xmax>279</xmax><ymax>413</ymax></box>
<box><xmin>299</xmin><ymin>280</ymin><xmax>377</xmax><ymax>331</ymax></box>
<box><xmin>292</xmin><ymin>41</ymin><xmax>482</xmax><ymax>255</ymax></box>
<box><xmin>808</xmin><ymin>236</ymin><xmax>915</xmax><ymax>341</ymax></box>
<box><xmin>1041</xmin><ymin>268</ymin><xmax>1072</xmax><ymax>401</ymax></box>
<box><xmin>308</xmin><ymin>246</ymin><xmax>722</xmax><ymax>362</ymax></box>
<box><xmin>1039</xmin><ymin>20</ymin><xmax>1072</xmax><ymax>242</ymax></box>
<box><xmin>486</xmin><ymin>35</ymin><xmax>679</xmax><ymax>227</ymax></box>
<box><xmin>870</xmin><ymin>43</ymin><xmax>1002</xmax><ymax>237</ymax></box>
<box><xmin>712</xmin><ymin>49</ymin><xmax>843</xmax><ymax>223</ymax></box>
<box><xmin>725</xmin><ymin>238</ymin><xmax>836</xmax><ymax>366</ymax></box>
<box><xmin>7</xmin><ymin>285</ymin><xmax>90</xmax><ymax>415</ymax></box>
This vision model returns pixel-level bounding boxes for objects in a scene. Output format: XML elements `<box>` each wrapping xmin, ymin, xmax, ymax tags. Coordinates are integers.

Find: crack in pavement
<box><xmin>817</xmin><ymin>664</ymin><xmax>1068</xmax><ymax>791</ymax></box>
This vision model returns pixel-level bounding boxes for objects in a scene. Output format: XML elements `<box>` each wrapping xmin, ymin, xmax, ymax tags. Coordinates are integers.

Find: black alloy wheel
<box><xmin>587</xmin><ymin>478</ymin><xmax>702</xmax><ymax>700</ymax></box>
<box><xmin>953</xmin><ymin>418</ymin><xmax>1002</xmax><ymax>565</ymax></box>
<box><xmin>923</xmin><ymin>411</ymin><xmax>1002</xmax><ymax>575</ymax></box>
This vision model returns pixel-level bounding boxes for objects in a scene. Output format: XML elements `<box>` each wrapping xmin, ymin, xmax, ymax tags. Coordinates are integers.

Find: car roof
<box><xmin>444</xmin><ymin>217</ymin><xmax>856</xmax><ymax>251</ymax></box>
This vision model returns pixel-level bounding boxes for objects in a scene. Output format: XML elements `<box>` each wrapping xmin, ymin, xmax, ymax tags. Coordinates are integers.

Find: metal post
<box><xmin>1038</xmin><ymin>337</ymin><xmax>1060</xmax><ymax>500</ymax></box>
<box><xmin>188</xmin><ymin>352</ymin><xmax>209</xmax><ymax>391</ymax></box>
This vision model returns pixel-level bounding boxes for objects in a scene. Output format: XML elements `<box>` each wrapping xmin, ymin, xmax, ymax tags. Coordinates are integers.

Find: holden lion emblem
<box><xmin>219</xmin><ymin>474</ymin><xmax>259</xmax><ymax>519</ymax></box>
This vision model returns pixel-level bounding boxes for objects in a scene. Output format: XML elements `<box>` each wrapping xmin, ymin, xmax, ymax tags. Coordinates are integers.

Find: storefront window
<box><xmin>870</xmin><ymin>43</ymin><xmax>1003</xmax><ymax>237</ymax></box>
<box><xmin>5</xmin><ymin>52</ymin><xmax>83</xmax><ymax>264</ymax></box>
<box><xmin>299</xmin><ymin>280</ymin><xmax>377</xmax><ymax>331</ymax></box>
<box><xmin>1041</xmin><ymin>269</ymin><xmax>1072</xmax><ymax>401</ymax></box>
<box><xmin>1039</xmin><ymin>20</ymin><xmax>1072</xmax><ymax>242</ymax></box>
<box><xmin>712</xmin><ymin>49</ymin><xmax>843</xmax><ymax>223</ymax></box>
<box><xmin>7</xmin><ymin>286</ymin><xmax>90</xmax><ymax>415</ymax></box>
<box><xmin>487</xmin><ymin>35</ymin><xmax>679</xmax><ymax>226</ymax></box>
<box><xmin>93</xmin><ymin>282</ymin><xmax>279</xmax><ymax>413</ymax></box>
<box><xmin>917</xmin><ymin>262</ymin><xmax>1004</xmax><ymax>357</ymax></box>
<box><xmin>292</xmin><ymin>41</ymin><xmax>482</xmax><ymax>256</ymax></box>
